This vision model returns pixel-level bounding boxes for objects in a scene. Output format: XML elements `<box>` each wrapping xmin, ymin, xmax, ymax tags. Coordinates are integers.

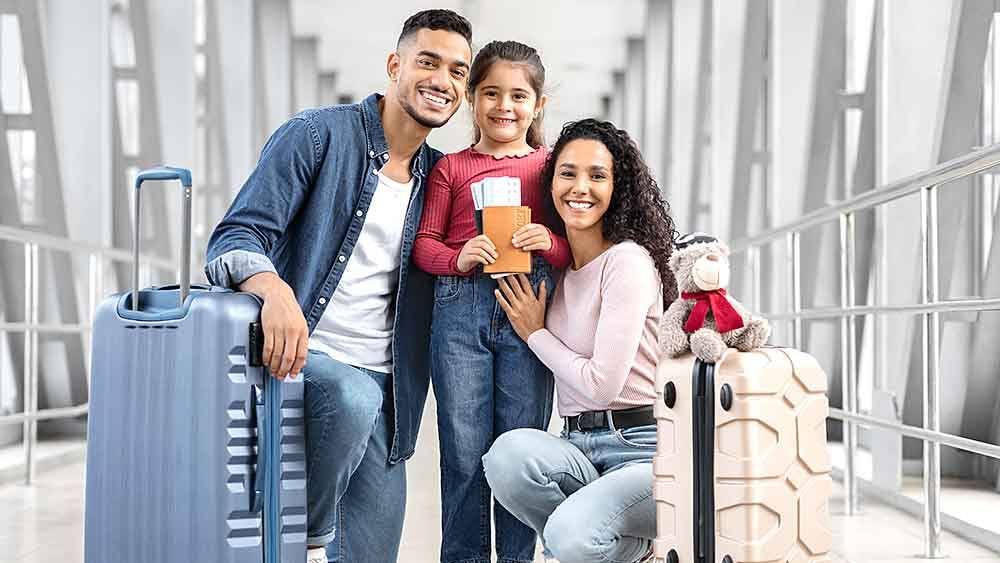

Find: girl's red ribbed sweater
<box><xmin>413</xmin><ymin>146</ymin><xmax>571</xmax><ymax>276</ymax></box>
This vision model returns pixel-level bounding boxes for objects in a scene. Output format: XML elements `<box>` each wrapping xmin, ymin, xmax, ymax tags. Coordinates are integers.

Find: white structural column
<box><xmin>217</xmin><ymin>0</ymin><xmax>256</xmax><ymax>197</ymax></box>
<box><xmin>710</xmin><ymin>0</ymin><xmax>748</xmax><ymax>240</ymax></box>
<box><xmin>624</xmin><ymin>36</ymin><xmax>646</xmax><ymax>150</ymax></box>
<box><xmin>44</xmin><ymin>0</ymin><xmax>112</xmax><ymax>249</ymax></box>
<box><xmin>318</xmin><ymin>70</ymin><xmax>337</xmax><ymax>106</ymax></box>
<box><xmin>38</xmin><ymin>0</ymin><xmax>113</xmax><ymax>431</ymax></box>
<box><xmin>147</xmin><ymin>0</ymin><xmax>195</xmax><ymax>255</ymax></box>
<box><xmin>644</xmin><ymin>0</ymin><xmax>671</xmax><ymax>189</ymax></box>
<box><xmin>610</xmin><ymin>69</ymin><xmax>626</xmax><ymax>127</ymax></box>
<box><xmin>12</xmin><ymin>1</ymin><xmax>88</xmax><ymax>429</ymax></box>
<box><xmin>671</xmin><ymin>0</ymin><xmax>709</xmax><ymax>232</ymax></box>
<box><xmin>293</xmin><ymin>35</ymin><xmax>319</xmax><ymax>112</ymax></box>
<box><xmin>255</xmin><ymin>0</ymin><xmax>292</xmax><ymax>147</ymax></box>
<box><xmin>925</xmin><ymin>0</ymin><xmax>994</xmax><ymax>480</ymax></box>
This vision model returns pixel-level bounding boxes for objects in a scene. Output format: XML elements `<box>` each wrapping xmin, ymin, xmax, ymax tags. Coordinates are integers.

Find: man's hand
<box><xmin>240</xmin><ymin>271</ymin><xmax>308</xmax><ymax>380</ymax></box>
<box><xmin>495</xmin><ymin>274</ymin><xmax>547</xmax><ymax>342</ymax></box>
<box><xmin>457</xmin><ymin>234</ymin><xmax>498</xmax><ymax>273</ymax></box>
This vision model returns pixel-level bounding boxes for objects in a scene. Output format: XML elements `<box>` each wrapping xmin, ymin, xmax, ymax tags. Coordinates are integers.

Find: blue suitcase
<box><xmin>84</xmin><ymin>167</ymin><xmax>306</xmax><ymax>562</ymax></box>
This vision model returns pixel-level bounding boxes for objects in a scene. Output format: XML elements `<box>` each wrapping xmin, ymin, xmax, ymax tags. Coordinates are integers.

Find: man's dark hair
<box><xmin>397</xmin><ymin>9</ymin><xmax>472</xmax><ymax>48</ymax></box>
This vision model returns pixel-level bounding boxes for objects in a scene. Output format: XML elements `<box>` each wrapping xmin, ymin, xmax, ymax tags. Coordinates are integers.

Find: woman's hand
<box><xmin>457</xmin><ymin>234</ymin><xmax>498</xmax><ymax>273</ymax></box>
<box><xmin>512</xmin><ymin>223</ymin><xmax>552</xmax><ymax>252</ymax></box>
<box><xmin>495</xmin><ymin>274</ymin><xmax>548</xmax><ymax>341</ymax></box>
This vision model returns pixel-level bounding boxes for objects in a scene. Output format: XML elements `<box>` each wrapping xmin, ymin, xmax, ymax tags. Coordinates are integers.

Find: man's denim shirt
<box><xmin>204</xmin><ymin>93</ymin><xmax>440</xmax><ymax>464</ymax></box>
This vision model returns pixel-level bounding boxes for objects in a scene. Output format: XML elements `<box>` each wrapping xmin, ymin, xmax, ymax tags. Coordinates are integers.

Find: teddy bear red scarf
<box><xmin>681</xmin><ymin>288</ymin><xmax>745</xmax><ymax>333</ymax></box>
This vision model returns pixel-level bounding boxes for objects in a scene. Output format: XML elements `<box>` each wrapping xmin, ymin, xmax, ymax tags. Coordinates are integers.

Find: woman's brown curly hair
<box><xmin>542</xmin><ymin>118</ymin><xmax>678</xmax><ymax>305</ymax></box>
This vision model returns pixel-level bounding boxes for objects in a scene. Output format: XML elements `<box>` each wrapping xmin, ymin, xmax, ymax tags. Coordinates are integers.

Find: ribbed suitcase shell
<box><xmin>653</xmin><ymin>348</ymin><xmax>832</xmax><ymax>563</ymax></box>
<box><xmin>84</xmin><ymin>288</ymin><xmax>306</xmax><ymax>563</ymax></box>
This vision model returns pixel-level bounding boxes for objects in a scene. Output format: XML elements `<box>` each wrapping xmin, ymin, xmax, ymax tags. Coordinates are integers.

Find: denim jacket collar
<box><xmin>360</xmin><ymin>93</ymin><xmax>429</xmax><ymax>176</ymax></box>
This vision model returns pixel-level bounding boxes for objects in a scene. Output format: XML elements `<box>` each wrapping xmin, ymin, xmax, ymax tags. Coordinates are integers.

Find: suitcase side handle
<box><xmin>132</xmin><ymin>166</ymin><xmax>193</xmax><ymax>311</ymax></box>
<box><xmin>250</xmin><ymin>385</ymin><xmax>266</xmax><ymax>513</ymax></box>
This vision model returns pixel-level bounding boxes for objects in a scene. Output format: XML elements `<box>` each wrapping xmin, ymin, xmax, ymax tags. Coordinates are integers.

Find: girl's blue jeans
<box><xmin>431</xmin><ymin>257</ymin><xmax>556</xmax><ymax>563</ymax></box>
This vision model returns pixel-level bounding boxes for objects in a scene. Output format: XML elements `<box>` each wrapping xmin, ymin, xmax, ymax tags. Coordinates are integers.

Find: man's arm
<box><xmin>205</xmin><ymin>116</ymin><xmax>320</xmax><ymax>380</ymax></box>
<box><xmin>205</xmin><ymin>117</ymin><xmax>319</xmax><ymax>288</ymax></box>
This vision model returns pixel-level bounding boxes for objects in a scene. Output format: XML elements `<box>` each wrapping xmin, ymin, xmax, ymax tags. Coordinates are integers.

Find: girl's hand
<box><xmin>495</xmin><ymin>274</ymin><xmax>547</xmax><ymax>341</ymax></box>
<box><xmin>512</xmin><ymin>223</ymin><xmax>552</xmax><ymax>252</ymax></box>
<box><xmin>457</xmin><ymin>234</ymin><xmax>498</xmax><ymax>273</ymax></box>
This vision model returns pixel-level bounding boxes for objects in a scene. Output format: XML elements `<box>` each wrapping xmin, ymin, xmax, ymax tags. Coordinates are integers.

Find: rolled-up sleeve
<box><xmin>204</xmin><ymin>249</ymin><xmax>278</xmax><ymax>288</ymax></box>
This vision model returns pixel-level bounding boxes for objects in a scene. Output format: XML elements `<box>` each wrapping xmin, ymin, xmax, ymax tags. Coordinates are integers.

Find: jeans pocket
<box><xmin>434</xmin><ymin>275</ymin><xmax>461</xmax><ymax>303</ymax></box>
<box><xmin>614</xmin><ymin>425</ymin><xmax>657</xmax><ymax>449</ymax></box>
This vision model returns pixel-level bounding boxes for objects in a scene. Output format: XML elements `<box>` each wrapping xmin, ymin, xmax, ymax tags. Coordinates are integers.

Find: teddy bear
<box><xmin>659</xmin><ymin>233</ymin><xmax>771</xmax><ymax>363</ymax></box>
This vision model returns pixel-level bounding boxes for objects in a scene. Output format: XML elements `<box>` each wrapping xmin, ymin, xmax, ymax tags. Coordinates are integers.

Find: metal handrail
<box><xmin>729</xmin><ymin>142</ymin><xmax>1000</xmax><ymax>559</ymax></box>
<box><xmin>0</xmin><ymin>223</ymin><xmax>174</xmax><ymax>269</ymax></box>
<box><xmin>829</xmin><ymin>409</ymin><xmax>1000</xmax><ymax>460</ymax></box>
<box><xmin>732</xmin><ymin>142</ymin><xmax>1000</xmax><ymax>252</ymax></box>
<box><xmin>0</xmin><ymin>223</ymin><xmax>176</xmax><ymax>485</ymax></box>
<box><xmin>763</xmin><ymin>296</ymin><xmax>1000</xmax><ymax>321</ymax></box>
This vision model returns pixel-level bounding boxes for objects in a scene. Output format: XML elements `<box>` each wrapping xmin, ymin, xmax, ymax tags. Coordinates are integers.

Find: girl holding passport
<box><xmin>413</xmin><ymin>40</ymin><xmax>571</xmax><ymax>563</ymax></box>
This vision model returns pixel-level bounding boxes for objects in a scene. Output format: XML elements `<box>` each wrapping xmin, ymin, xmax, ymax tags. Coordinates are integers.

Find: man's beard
<box><xmin>399</xmin><ymin>91</ymin><xmax>455</xmax><ymax>129</ymax></box>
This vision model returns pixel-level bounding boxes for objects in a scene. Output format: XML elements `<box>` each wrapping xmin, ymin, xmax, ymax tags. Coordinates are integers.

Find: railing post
<box><xmin>790</xmin><ymin>231</ymin><xmax>802</xmax><ymax>349</ymax></box>
<box><xmin>22</xmin><ymin>242</ymin><xmax>39</xmax><ymax>485</ymax></box>
<box><xmin>921</xmin><ymin>185</ymin><xmax>943</xmax><ymax>558</ymax></box>
<box><xmin>839</xmin><ymin>213</ymin><xmax>859</xmax><ymax>515</ymax></box>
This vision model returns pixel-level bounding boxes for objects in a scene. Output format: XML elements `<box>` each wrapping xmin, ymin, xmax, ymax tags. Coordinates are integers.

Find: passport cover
<box><xmin>482</xmin><ymin>206</ymin><xmax>532</xmax><ymax>274</ymax></box>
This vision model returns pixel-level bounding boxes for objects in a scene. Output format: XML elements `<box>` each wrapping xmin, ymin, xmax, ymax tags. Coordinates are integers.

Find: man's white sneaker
<box><xmin>307</xmin><ymin>546</ymin><xmax>327</xmax><ymax>563</ymax></box>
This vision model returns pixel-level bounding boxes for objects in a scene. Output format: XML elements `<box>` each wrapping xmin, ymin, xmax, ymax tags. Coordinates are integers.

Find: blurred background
<box><xmin>3</xmin><ymin>1</ymin><xmax>1000</xmax><ymax>561</ymax></box>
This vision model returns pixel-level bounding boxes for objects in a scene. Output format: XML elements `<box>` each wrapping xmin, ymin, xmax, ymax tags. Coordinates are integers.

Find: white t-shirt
<box><xmin>308</xmin><ymin>171</ymin><xmax>414</xmax><ymax>373</ymax></box>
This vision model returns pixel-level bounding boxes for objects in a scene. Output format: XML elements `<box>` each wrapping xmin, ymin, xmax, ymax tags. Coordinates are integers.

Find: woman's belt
<box><xmin>563</xmin><ymin>405</ymin><xmax>655</xmax><ymax>432</ymax></box>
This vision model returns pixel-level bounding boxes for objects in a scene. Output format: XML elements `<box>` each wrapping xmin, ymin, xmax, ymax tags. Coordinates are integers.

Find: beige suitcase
<box><xmin>653</xmin><ymin>348</ymin><xmax>833</xmax><ymax>563</ymax></box>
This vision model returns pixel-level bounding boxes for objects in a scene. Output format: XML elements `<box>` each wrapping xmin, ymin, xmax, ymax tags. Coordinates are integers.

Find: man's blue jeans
<box><xmin>482</xmin><ymin>425</ymin><xmax>657</xmax><ymax>563</ymax></box>
<box><xmin>431</xmin><ymin>259</ymin><xmax>556</xmax><ymax>563</ymax></box>
<box><xmin>301</xmin><ymin>350</ymin><xmax>405</xmax><ymax>563</ymax></box>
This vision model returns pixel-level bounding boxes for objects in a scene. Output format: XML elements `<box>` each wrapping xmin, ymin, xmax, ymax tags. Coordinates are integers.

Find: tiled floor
<box><xmin>3</xmin><ymin>398</ymin><xmax>1000</xmax><ymax>562</ymax></box>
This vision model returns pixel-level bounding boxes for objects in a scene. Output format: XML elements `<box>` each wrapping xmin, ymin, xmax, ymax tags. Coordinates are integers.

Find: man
<box><xmin>204</xmin><ymin>10</ymin><xmax>473</xmax><ymax>562</ymax></box>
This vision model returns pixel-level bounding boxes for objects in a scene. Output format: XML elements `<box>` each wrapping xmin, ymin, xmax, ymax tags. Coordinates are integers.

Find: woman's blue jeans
<box><xmin>482</xmin><ymin>425</ymin><xmax>657</xmax><ymax>563</ymax></box>
<box><xmin>431</xmin><ymin>258</ymin><xmax>556</xmax><ymax>563</ymax></box>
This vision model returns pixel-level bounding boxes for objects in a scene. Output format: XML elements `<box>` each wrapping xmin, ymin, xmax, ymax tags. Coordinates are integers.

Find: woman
<box><xmin>482</xmin><ymin>118</ymin><xmax>677</xmax><ymax>563</ymax></box>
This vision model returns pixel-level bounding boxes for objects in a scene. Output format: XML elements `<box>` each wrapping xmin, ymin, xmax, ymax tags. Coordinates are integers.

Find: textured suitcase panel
<box><xmin>653</xmin><ymin>357</ymin><xmax>694</xmax><ymax>563</ymax></box>
<box><xmin>84</xmin><ymin>289</ymin><xmax>306</xmax><ymax>563</ymax></box>
<box><xmin>654</xmin><ymin>348</ymin><xmax>832</xmax><ymax>563</ymax></box>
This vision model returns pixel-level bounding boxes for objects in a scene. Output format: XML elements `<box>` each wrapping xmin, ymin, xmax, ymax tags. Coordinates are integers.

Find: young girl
<box><xmin>484</xmin><ymin>119</ymin><xmax>678</xmax><ymax>563</ymax></box>
<box><xmin>413</xmin><ymin>40</ymin><xmax>572</xmax><ymax>563</ymax></box>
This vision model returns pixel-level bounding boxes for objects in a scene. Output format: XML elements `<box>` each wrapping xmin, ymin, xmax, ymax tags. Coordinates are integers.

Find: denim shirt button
<box><xmin>356</xmin><ymin>210</ymin><xmax>363</xmax><ymax>217</ymax></box>
<box><xmin>318</xmin><ymin>297</ymin><xmax>327</xmax><ymax>305</ymax></box>
<box><xmin>371</xmin><ymin>169</ymin><xmax>378</xmax><ymax>176</ymax></box>
<box><xmin>369</xmin><ymin>150</ymin><xmax>375</xmax><ymax>157</ymax></box>
<box><xmin>338</xmin><ymin>255</ymin><xmax>346</xmax><ymax>263</ymax></box>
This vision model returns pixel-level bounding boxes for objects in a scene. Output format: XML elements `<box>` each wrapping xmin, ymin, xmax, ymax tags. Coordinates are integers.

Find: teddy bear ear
<box><xmin>668</xmin><ymin>251</ymin><xmax>681</xmax><ymax>272</ymax></box>
<box><xmin>719</xmin><ymin>242</ymin><xmax>731</xmax><ymax>256</ymax></box>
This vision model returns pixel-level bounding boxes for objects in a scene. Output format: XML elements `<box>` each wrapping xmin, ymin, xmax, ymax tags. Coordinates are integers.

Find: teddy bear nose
<box><xmin>706</xmin><ymin>254</ymin><xmax>720</xmax><ymax>262</ymax></box>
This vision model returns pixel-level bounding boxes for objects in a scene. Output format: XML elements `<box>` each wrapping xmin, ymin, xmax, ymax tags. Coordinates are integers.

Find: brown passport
<box><xmin>482</xmin><ymin>206</ymin><xmax>532</xmax><ymax>274</ymax></box>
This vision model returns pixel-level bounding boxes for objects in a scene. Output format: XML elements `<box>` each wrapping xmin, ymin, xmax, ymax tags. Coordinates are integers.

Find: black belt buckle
<box><xmin>567</xmin><ymin>410</ymin><xmax>609</xmax><ymax>432</ymax></box>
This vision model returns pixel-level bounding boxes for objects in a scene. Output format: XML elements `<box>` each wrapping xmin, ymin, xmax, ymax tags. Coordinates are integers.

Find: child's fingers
<box><xmin>476</xmin><ymin>234</ymin><xmax>497</xmax><ymax>252</ymax></box>
<box><xmin>514</xmin><ymin>233</ymin><xmax>547</xmax><ymax>249</ymax></box>
<box><xmin>511</xmin><ymin>224</ymin><xmax>544</xmax><ymax>246</ymax></box>
<box><xmin>474</xmin><ymin>238</ymin><xmax>498</xmax><ymax>258</ymax></box>
<box><xmin>476</xmin><ymin>249</ymin><xmax>495</xmax><ymax>264</ymax></box>
<box><xmin>511</xmin><ymin>223</ymin><xmax>538</xmax><ymax>238</ymax></box>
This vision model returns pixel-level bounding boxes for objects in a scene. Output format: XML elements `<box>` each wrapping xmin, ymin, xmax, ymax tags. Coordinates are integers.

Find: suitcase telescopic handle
<box><xmin>132</xmin><ymin>166</ymin><xmax>193</xmax><ymax>310</ymax></box>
